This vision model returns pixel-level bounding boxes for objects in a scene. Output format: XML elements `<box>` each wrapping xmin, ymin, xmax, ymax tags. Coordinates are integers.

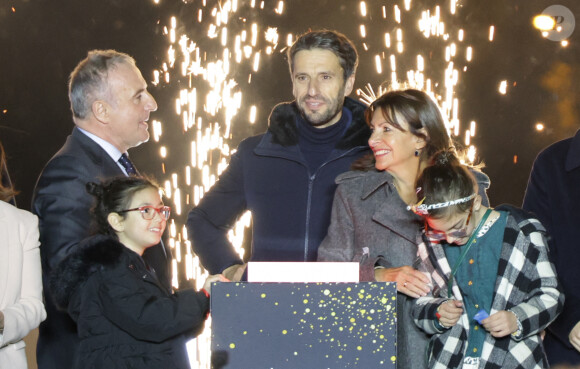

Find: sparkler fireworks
<box><xmin>151</xmin><ymin>1</ymin><xmax>487</xmax><ymax>366</ymax></box>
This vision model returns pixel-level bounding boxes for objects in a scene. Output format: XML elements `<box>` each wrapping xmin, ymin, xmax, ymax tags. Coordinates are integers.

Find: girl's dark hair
<box><xmin>0</xmin><ymin>141</ymin><xmax>18</xmax><ymax>202</ymax></box>
<box><xmin>86</xmin><ymin>176</ymin><xmax>160</xmax><ymax>238</ymax></box>
<box><xmin>353</xmin><ymin>89</ymin><xmax>453</xmax><ymax>171</ymax></box>
<box><xmin>415</xmin><ymin>149</ymin><xmax>477</xmax><ymax>219</ymax></box>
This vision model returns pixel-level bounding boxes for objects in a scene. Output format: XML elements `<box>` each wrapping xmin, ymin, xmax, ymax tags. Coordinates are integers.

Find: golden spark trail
<box><xmin>150</xmin><ymin>1</ymin><xmax>485</xmax><ymax>367</ymax></box>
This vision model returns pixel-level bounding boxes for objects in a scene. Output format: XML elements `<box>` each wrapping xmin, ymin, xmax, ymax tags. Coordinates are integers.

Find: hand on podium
<box><xmin>374</xmin><ymin>265</ymin><xmax>431</xmax><ymax>298</ymax></box>
<box><xmin>223</xmin><ymin>263</ymin><xmax>246</xmax><ymax>282</ymax></box>
<box><xmin>203</xmin><ymin>274</ymin><xmax>229</xmax><ymax>294</ymax></box>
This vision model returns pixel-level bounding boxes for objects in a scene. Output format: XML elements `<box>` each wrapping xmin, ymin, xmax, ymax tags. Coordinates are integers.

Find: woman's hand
<box><xmin>481</xmin><ymin>310</ymin><xmax>518</xmax><ymax>338</ymax></box>
<box><xmin>202</xmin><ymin>274</ymin><xmax>229</xmax><ymax>294</ymax></box>
<box><xmin>437</xmin><ymin>300</ymin><xmax>463</xmax><ymax>327</ymax></box>
<box><xmin>374</xmin><ymin>265</ymin><xmax>431</xmax><ymax>298</ymax></box>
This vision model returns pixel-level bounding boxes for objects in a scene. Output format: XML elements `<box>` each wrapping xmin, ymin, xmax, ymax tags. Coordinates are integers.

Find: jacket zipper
<box><xmin>302</xmin><ymin>145</ymin><xmax>368</xmax><ymax>260</ymax></box>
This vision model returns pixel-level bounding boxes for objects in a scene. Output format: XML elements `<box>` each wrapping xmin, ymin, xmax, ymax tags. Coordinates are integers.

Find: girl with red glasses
<box><xmin>50</xmin><ymin>176</ymin><xmax>225</xmax><ymax>369</ymax></box>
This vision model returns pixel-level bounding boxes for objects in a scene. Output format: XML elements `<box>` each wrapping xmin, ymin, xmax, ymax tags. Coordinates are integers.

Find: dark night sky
<box><xmin>1</xmin><ymin>0</ymin><xmax>579</xmax><ymax>211</ymax></box>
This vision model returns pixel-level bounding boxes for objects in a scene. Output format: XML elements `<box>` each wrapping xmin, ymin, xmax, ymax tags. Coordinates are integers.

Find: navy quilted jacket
<box><xmin>187</xmin><ymin>97</ymin><xmax>371</xmax><ymax>274</ymax></box>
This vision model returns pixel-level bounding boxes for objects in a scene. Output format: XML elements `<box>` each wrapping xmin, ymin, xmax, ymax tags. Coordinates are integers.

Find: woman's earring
<box><xmin>414</xmin><ymin>149</ymin><xmax>420</xmax><ymax>157</ymax></box>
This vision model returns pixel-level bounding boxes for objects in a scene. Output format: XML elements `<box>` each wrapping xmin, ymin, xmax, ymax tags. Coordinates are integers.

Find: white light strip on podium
<box><xmin>247</xmin><ymin>262</ymin><xmax>360</xmax><ymax>283</ymax></box>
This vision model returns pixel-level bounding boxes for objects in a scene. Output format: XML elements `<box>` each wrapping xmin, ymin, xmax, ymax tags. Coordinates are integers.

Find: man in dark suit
<box><xmin>32</xmin><ymin>50</ymin><xmax>170</xmax><ymax>369</ymax></box>
<box><xmin>523</xmin><ymin>130</ymin><xmax>580</xmax><ymax>367</ymax></box>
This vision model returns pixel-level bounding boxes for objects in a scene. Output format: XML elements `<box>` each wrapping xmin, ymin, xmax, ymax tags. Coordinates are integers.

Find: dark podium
<box><xmin>211</xmin><ymin>282</ymin><xmax>397</xmax><ymax>368</ymax></box>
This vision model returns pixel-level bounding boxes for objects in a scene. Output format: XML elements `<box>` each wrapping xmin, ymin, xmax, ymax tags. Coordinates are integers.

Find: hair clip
<box><xmin>407</xmin><ymin>197</ymin><xmax>429</xmax><ymax>215</ymax></box>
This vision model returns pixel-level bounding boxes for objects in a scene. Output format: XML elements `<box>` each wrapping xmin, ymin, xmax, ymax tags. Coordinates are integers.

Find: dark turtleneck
<box><xmin>297</xmin><ymin>107</ymin><xmax>352</xmax><ymax>174</ymax></box>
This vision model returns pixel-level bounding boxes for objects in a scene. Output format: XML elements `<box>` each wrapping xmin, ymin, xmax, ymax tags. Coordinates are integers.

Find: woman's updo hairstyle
<box><xmin>415</xmin><ymin>149</ymin><xmax>477</xmax><ymax>219</ymax></box>
<box><xmin>86</xmin><ymin>176</ymin><xmax>160</xmax><ymax>238</ymax></box>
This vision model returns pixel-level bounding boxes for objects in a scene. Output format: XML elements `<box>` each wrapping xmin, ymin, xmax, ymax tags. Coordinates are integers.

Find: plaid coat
<box><xmin>412</xmin><ymin>205</ymin><xmax>563</xmax><ymax>369</ymax></box>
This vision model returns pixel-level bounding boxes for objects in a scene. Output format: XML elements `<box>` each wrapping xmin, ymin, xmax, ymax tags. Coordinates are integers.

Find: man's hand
<box><xmin>223</xmin><ymin>263</ymin><xmax>246</xmax><ymax>282</ymax></box>
<box><xmin>202</xmin><ymin>274</ymin><xmax>229</xmax><ymax>293</ymax></box>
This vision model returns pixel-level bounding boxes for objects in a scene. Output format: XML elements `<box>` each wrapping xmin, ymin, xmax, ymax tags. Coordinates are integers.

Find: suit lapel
<box><xmin>71</xmin><ymin>127</ymin><xmax>125</xmax><ymax>179</ymax></box>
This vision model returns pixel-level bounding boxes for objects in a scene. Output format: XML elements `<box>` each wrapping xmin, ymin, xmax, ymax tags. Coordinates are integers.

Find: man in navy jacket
<box><xmin>523</xmin><ymin>130</ymin><xmax>580</xmax><ymax>366</ymax></box>
<box><xmin>187</xmin><ymin>30</ymin><xmax>371</xmax><ymax>280</ymax></box>
<box><xmin>32</xmin><ymin>50</ymin><xmax>170</xmax><ymax>369</ymax></box>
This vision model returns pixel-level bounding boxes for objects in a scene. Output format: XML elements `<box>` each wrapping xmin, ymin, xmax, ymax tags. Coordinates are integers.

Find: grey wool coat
<box><xmin>317</xmin><ymin>168</ymin><xmax>490</xmax><ymax>369</ymax></box>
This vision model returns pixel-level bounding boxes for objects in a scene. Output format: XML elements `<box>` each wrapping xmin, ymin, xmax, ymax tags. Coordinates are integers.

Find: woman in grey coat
<box><xmin>318</xmin><ymin>89</ymin><xmax>490</xmax><ymax>369</ymax></box>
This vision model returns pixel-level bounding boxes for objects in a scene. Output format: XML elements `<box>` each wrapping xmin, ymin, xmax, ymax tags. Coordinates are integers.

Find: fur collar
<box><xmin>50</xmin><ymin>235</ymin><xmax>124</xmax><ymax>310</ymax></box>
<box><xmin>267</xmin><ymin>97</ymin><xmax>370</xmax><ymax>149</ymax></box>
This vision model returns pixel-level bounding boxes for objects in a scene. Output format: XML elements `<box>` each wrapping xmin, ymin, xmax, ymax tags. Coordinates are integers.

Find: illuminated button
<box><xmin>474</xmin><ymin>326</ymin><xmax>479</xmax><ymax>330</ymax></box>
<box><xmin>473</xmin><ymin>348</ymin><xmax>478</xmax><ymax>353</ymax></box>
<box><xmin>469</xmin><ymin>259</ymin><xmax>474</xmax><ymax>264</ymax></box>
<box><xmin>468</xmin><ymin>280</ymin><xmax>473</xmax><ymax>286</ymax></box>
<box><xmin>475</xmin><ymin>304</ymin><xmax>479</xmax><ymax>308</ymax></box>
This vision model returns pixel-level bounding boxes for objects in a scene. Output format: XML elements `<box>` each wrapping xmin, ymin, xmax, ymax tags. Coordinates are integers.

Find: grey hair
<box><xmin>68</xmin><ymin>50</ymin><xmax>135</xmax><ymax>119</ymax></box>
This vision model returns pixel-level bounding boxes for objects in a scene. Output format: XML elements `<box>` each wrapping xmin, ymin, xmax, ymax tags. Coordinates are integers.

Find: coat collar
<box><xmin>359</xmin><ymin>170</ymin><xmax>394</xmax><ymax>199</ymax></box>
<box><xmin>565</xmin><ymin>129</ymin><xmax>580</xmax><ymax>171</ymax></box>
<box><xmin>50</xmin><ymin>235</ymin><xmax>125</xmax><ymax>310</ymax></box>
<box><xmin>372</xmin><ymin>183</ymin><xmax>423</xmax><ymax>244</ymax></box>
<box><xmin>343</xmin><ymin>169</ymin><xmax>423</xmax><ymax>244</ymax></box>
<box><xmin>51</xmin><ymin>235</ymin><xmax>171</xmax><ymax>311</ymax></box>
<box><xmin>253</xmin><ymin>97</ymin><xmax>370</xmax><ymax>163</ymax></box>
<box><xmin>264</xmin><ymin>96</ymin><xmax>370</xmax><ymax>149</ymax></box>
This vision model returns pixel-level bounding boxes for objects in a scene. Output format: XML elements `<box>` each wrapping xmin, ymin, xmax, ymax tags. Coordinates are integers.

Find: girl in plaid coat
<box><xmin>409</xmin><ymin>150</ymin><xmax>563</xmax><ymax>369</ymax></box>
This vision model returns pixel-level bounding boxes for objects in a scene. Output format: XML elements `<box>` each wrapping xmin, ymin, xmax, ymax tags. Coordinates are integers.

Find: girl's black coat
<box><xmin>50</xmin><ymin>235</ymin><xmax>209</xmax><ymax>369</ymax></box>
